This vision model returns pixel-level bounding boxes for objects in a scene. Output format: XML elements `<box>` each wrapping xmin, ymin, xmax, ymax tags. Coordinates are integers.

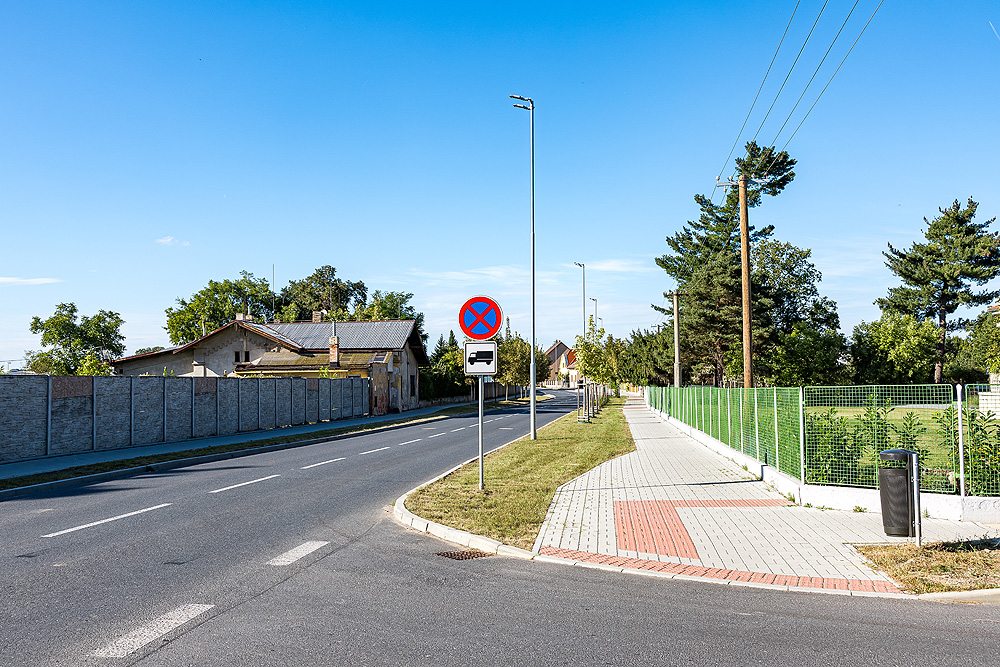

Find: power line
<box><xmin>760</xmin><ymin>0</ymin><xmax>886</xmax><ymax>180</ymax></box>
<box><xmin>712</xmin><ymin>0</ymin><xmax>802</xmax><ymax>200</ymax></box>
<box><xmin>762</xmin><ymin>0</ymin><xmax>862</xmax><ymax>158</ymax></box>
<box><xmin>748</xmin><ymin>0</ymin><xmax>831</xmax><ymax>147</ymax></box>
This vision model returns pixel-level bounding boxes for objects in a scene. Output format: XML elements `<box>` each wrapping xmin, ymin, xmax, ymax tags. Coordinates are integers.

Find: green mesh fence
<box><xmin>803</xmin><ymin>385</ymin><xmax>956</xmax><ymax>493</ymax></box>
<box><xmin>956</xmin><ymin>385</ymin><xmax>1000</xmax><ymax>496</ymax></box>
<box><xmin>640</xmin><ymin>383</ymin><xmax>1000</xmax><ymax>494</ymax></box>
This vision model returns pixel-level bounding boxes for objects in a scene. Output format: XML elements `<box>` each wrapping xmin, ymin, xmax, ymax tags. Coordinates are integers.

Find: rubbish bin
<box><xmin>878</xmin><ymin>449</ymin><xmax>918</xmax><ymax>537</ymax></box>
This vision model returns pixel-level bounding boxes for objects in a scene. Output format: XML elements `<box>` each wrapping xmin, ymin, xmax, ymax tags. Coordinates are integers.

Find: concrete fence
<box><xmin>0</xmin><ymin>375</ymin><xmax>370</xmax><ymax>464</ymax></box>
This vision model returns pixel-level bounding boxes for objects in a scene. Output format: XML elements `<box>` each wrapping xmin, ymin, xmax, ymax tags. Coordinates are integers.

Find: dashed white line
<box><xmin>92</xmin><ymin>604</ymin><xmax>214</xmax><ymax>658</ymax></box>
<box><xmin>428</xmin><ymin>432</ymin><xmax>447</xmax><ymax>438</ymax></box>
<box><xmin>42</xmin><ymin>503</ymin><xmax>172</xmax><ymax>538</ymax></box>
<box><xmin>301</xmin><ymin>457</ymin><xmax>346</xmax><ymax>470</ymax></box>
<box><xmin>450</xmin><ymin>428</ymin><xmax>465</xmax><ymax>432</ymax></box>
<box><xmin>209</xmin><ymin>474</ymin><xmax>281</xmax><ymax>494</ymax></box>
<box><xmin>266</xmin><ymin>540</ymin><xmax>330</xmax><ymax>566</ymax></box>
<box><xmin>359</xmin><ymin>446</ymin><xmax>391</xmax><ymax>455</ymax></box>
<box><xmin>398</xmin><ymin>439</ymin><xmax>422</xmax><ymax>445</ymax></box>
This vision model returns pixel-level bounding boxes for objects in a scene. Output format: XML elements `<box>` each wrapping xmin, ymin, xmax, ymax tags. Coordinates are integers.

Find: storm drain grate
<box><xmin>436</xmin><ymin>549</ymin><xmax>494</xmax><ymax>560</ymax></box>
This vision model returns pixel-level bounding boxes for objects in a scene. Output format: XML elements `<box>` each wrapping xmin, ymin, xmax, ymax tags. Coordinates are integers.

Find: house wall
<box><xmin>115</xmin><ymin>328</ymin><xmax>277</xmax><ymax>378</ymax></box>
<box><xmin>0</xmin><ymin>375</ymin><xmax>371</xmax><ymax>464</ymax></box>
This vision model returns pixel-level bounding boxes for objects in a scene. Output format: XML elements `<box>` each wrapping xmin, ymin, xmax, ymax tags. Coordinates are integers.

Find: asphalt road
<box><xmin>2</xmin><ymin>388</ymin><xmax>999</xmax><ymax>666</ymax></box>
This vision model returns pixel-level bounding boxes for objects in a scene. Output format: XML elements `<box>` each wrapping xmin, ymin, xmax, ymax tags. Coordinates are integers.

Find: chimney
<box><xmin>329</xmin><ymin>336</ymin><xmax>340</xmax><ymax>366</ymax></box>
<box><xmin>235</xmin><ymin>313</ymin><xmax>245</xmax><ymax>321</ymax></box>
<box><xmin>312</xmin><ymin>311</ymin><xmax>322</xmax><ymax>323</ymax></box>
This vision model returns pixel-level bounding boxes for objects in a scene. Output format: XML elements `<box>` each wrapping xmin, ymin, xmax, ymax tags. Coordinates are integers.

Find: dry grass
<box><xmin>856</xmin><ymin>538</ymin><xmax>1000</xmax><ymax>594</ymax></box>
<box><xmin>404</xmin><ymin>398</ymin><xmax>636</xmax><ymax>550</ymax></box>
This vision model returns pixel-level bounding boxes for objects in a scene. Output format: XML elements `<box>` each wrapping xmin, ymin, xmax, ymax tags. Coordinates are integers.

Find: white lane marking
<box><xmin>301</xmin><ymin>457</ymin><xmax>346</xmax><ymax>470</ymax></box>
<box><xmin>92</xmin><ymin>604</ymin><xmax>214</xmax><ymax>658</ymax></box>
<box><xmin>428</xmin><ymin>432</ymin><xmax>447</xmax><ymax>438</ymax></box>
<box><xmin>42</xmin><ymin>503</ymin><xmax>172</xmax><ymax>538</ymax></box>
<box><xmin>209</xmin><ymin>474</ymin><xmax>281</xmax><ymax>494</ymax></box>
<box><xmin>266</xmin><ymin>540</ymin><xmax>330</xmax><ymax>566</ymax></box>
<box><xmin>398</xmin><ymin>439</ymin><xmax>422</xmax><ymax>446</ymax></box>
<box><xmin>450</xmin><ymin>428</ymin><xmax>465</xmax><ymax>432</ymax></box>
<box><xmin>359</xmin><ymin>446</ymin><xmax>391</xmax><ymax>455</ymax></box>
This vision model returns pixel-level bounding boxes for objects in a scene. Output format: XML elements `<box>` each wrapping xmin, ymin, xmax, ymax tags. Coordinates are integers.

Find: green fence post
<box><xmin>754</xmin><ymin>388</ymin><xmax>760</xmax><ymax>463</ymax></box>
<box><xmin>738</xmin><ymin>389</ymin><xmax>744</xmax><ymax>453</ymax></box>
<box><xmin>773</xmin><ymin>388</ymin><xmax>779</xmax><ymax>473</ymax></box>
<box><xmin>798</xmin><ymin>386</ymin><xmax>806</xmax><ymax>482</ymax></box>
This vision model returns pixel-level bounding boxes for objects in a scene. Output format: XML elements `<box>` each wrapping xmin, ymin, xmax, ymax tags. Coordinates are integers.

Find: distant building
<box><xmin>544</xmin><ymin>340</ymin><xmax>570</xmax><ymax>385</ymax></box>
<box><xmin>112</xmin><ymin>314</ymin><xmax>428</xmax><ymax>413</ymax></box>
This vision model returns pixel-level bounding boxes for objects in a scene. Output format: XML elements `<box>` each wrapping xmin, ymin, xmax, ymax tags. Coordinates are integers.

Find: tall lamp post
<box><xmin>573</xmin><ymin>261</ymin><xmax>586</xmax><ymax>422</ymax></box>
<box><xmin>590</xmin><ymin>297</ymin><xmax>598</xmax><ymax>328</ymax></box>
<box><xmin>511</xmin><ymin>94</ymin><xmax>536</xmax><ymax>439</ymax></box>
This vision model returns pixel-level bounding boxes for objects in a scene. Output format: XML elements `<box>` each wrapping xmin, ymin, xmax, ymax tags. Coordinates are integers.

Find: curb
<box><xmin>918</xmin><ymin>588</ymin><xmax>1000</xmax><ymax>604</ymax></box>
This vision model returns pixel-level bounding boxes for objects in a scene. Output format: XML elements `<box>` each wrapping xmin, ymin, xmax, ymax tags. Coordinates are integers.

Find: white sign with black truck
<box><xmin>464</xmin><ymin>341</ymin><xmax>497</xmax><ymax>375</ymax></box>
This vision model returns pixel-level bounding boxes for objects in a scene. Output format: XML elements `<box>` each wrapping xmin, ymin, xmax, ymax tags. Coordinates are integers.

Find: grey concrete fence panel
<box><xmin>96</xmin><ymin>377</ymin><xmax>132</xmax><ymax>449</ymax></box>
<box><xmin>49</xmin><ymin>376</ymin><xmax>94</xmax><ymax>455</ymax></box>
<box><xmin>0</xmin><ymin>376</ymin><xmax>47</xmax><ymax>460</ymax></box>
<box><xmin>239</xmin><ymin>379</ymin><xmax>259</xmax><ymax>432</ymax></box>
<box><xmin>193</xmin><ymin>377</ymin><xmax>218</xmax><ymax>438</ymax></box>
<box><xmin>217</xmin><ymin>378</ymin><xmax>239</xmax><ymax>435</ymax></box>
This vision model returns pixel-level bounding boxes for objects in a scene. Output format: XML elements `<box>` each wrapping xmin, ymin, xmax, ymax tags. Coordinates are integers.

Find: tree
<box><xmin>165</xmin><ymin>271</ymin><xmax>277</xmax><ymax>344</ymax></box>
<box><xmin>764</xmin><ymin>323</ymin><xmax>848</xmax><ymax>387</ymax></box>
<box><xmin>134</xmin><ymin>346</ymin><xmax>165</xmax><ymax>355</ymax></box>
<box><xmin>849</xmin><ymin>313</ymin><xmax>937</xmax><ymax>385</ymax></box>
<box><xmin>25</xmin><ymin>303</ymin><xmax>125</xmax><ymax>375</ymax></box>
<box><xmin>279</xmin><ymin>265</ymin><xmax>367</xmax><ymax>322</ymax></box>
<box><xmin>346</xmin><ymin>290</ymin><xmax>427</xmax><ymax>344</ymax></box>
<box><xmin>877</xmin><ymin>198</ymin><xmax>1000</xmax><ymax>383</ymax></box>
<box><xmin>655</xmin><ymin>142</ymin><xmax>796</xmax><ymax>385</ymax></box>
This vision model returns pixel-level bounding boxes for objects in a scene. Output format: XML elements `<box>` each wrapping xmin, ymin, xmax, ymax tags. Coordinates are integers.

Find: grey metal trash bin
<box><xmin>878</xmin><ymin>449</ymin><xmax>918</xmax><ymax>537</ymax></box>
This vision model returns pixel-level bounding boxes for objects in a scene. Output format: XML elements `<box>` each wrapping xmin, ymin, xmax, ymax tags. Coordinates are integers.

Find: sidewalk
<box><xmin>0</xmin><ymin>400</ymin><xmax>479</xmax><ymax>483</ymax></box>
<box><xmin>532</xmin><ymin>395</ymin><xmax>992</xmax><ymax>595</ymax></box>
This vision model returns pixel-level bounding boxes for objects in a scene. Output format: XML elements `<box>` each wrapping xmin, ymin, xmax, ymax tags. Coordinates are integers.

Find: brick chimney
<box><xmin>329</xmin><ymin>336</ymin><xmax>340</xmax><ymax>366</ymax></box>
<box><xmin>312</xmin><ymin>311</ymin><xmax>322</xmax><ymax>323</ymax></box>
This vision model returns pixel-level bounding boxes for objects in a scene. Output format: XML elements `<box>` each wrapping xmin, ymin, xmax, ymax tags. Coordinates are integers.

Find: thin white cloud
<box><xmin>156</xmin><ymin>236</ymin><xmax>190</xmax><ymax>247</ymax></box>
<box><xmin>0</xmin><ymin>277</ymin><xmax>62</xmax><ymax>286</ymax></box>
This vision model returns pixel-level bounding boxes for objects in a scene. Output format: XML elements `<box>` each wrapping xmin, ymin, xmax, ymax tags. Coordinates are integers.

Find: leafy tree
<box><xmin>165</xmin><ymin>271</ymin><xmax>277</xmax><ymax>344</ymax></box>
<box><xmin>25</xmin><ymin>303</ymin><xmax>125</xmax><ymax>375</ymax></box>
<box><xmin>134</xmin><ymin>346</ymin><xmax>165</xmax><ymax>355</ymax></box>
<box><xmin>877</xmin><ymin>198</ymin><xmax>1000</xmax><ymax>383</ymax></box>
<box><xmin>279</xmin><ymin>265</ymin><xmax>367</xmax><ymax>321</ymax></box>
<box><xmin>849</xmin><ymin>313</ymin><xmax>937</xmax><ymax>385</ymax></box>
<box><xmin>765</xmin><ymin>323</ymin><xmax>848</xmax><ymax>387</ymax></box>
<box><xmin>346</xmin><ymin>290</ymin><xmax>427</xmax><ymax>344</ymax></box>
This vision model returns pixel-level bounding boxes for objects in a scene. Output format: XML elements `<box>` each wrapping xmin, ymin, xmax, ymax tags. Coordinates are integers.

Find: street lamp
<box><xmin>511</xmin><ymin>94</ymin><xmax>536</xmax><ymax>439</ymax></box>
<box><xmin>590</xmin><ymin>297</ymin><xmax>598</xmax><ymax>327</ymax></box>
<box><xmin>573</xmin><ymin>261</ymin><xmax>586</xmax><ymax>421</ymax></box>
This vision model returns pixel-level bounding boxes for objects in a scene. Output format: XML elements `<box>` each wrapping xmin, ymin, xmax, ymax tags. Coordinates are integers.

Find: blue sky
<box><xmin>2</xmin><ymin>1</ymin><xmax>999</xmax><ymax>367</ymax></box>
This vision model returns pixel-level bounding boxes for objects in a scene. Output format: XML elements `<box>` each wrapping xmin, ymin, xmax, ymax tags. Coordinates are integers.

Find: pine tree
<box><xmin>876</xmin><ymin>199</ymin><xmax>1000</xmax><ymax>383</ymax></box>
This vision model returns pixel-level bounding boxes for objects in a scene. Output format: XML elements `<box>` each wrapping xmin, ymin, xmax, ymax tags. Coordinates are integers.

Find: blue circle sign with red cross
<box><xmin>459</xmin><ymin>296</ymin><xmax>503</xmax><ymax>340</ymax></box>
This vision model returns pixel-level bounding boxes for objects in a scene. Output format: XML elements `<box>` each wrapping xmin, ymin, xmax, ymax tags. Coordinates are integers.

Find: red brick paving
<box><xmin>537</xmin><ymin>546</ymin><xmax>901</xmax><ymax>594</ymax></box>
<box><xmin>614</xmin><ymin>498</ymin><xmax>793</xmax><ymax>559</ymax></box>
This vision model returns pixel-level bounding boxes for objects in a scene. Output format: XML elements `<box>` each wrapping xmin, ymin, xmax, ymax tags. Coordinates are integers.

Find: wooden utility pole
<box><xmin>667</xmin><ymin>291</ymin><xmax>684</xmax><ymax>388</ymax></box>
<box><xmin>738</xmin><ymin>174</ymin><xmax>752</xmax><ymax>389</ymax></box>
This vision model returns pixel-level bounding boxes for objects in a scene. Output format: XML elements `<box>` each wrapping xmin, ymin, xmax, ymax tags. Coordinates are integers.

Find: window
<box><xmin>234</xmin><ymin>351</ymin><xmax>241</xmax><ymax>363</ymax></box>
<box><xmin>244</xmin><ymin>351</ymin><xmax>251</xmax><ymax>362</ymax></box>
<box><xmin>410</xmin><ymin>374</ymin><xmax>416</xmax><ymax>398</ymax></box>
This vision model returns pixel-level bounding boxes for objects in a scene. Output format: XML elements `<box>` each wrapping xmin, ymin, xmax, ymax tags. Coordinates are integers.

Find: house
<box><xmin>563</xmin><ymin>349</ymin><xmax>578</xmax><ymax>387</ymax></box>
<box><xmin>112</xmin><ymin>314</ymin><xmax>429</xmax><ymax>413</ymax></box>
<box><xmin>543</xmin><ymin>340</ymin><xmax>570</xmax><ymax>385</ymax></box>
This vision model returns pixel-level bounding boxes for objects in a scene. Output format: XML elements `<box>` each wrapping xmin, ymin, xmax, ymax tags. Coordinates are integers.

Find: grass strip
<box><xmin>405</xmin><ymin>398</ymin><xmax>635</xmax><ymax>551</ymax></box>
<box><xmin>0</xmin><ymin>395</ymin><xmax>546</xmax><ymax>493</ymax></box>
<box><xmin>856</xmin><ymin>538</ymin><xmax>1000</xmax><ymax>594</ymax></box>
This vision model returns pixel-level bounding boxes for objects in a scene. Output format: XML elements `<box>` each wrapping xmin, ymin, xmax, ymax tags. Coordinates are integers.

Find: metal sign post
<box><xmin>464</xmin><ymin>337</ymin><xmax>498</xmax><ymax>491</ymax></box>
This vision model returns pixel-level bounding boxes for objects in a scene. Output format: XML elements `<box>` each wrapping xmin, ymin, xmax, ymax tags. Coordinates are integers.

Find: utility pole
<box><xmin>738</xmin><ymin>174</ymin><xmax>752</xmax><ymax>389</ymax></box>
<box><xmin>667</xmin><ymin>291</ymin><xmax>684</xmax><ymax>388</ymax></box>
<box><xmin>716</xmin><ymin>175</ymin><xmax>755</xmax><ymax>389</ymax></box>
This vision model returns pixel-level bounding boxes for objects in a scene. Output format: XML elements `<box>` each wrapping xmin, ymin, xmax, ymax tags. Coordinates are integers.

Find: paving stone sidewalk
<box><xmin>534</xmin><ymin>395</ymin><xmax>992</xmax><ymax>594</ymax></box>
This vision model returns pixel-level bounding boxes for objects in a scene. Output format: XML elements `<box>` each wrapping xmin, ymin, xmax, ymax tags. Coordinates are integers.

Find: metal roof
<box><xmin>266</xmin><ymin>320</ymin><xmax>416</xmax><ymax>351</ymax></box>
